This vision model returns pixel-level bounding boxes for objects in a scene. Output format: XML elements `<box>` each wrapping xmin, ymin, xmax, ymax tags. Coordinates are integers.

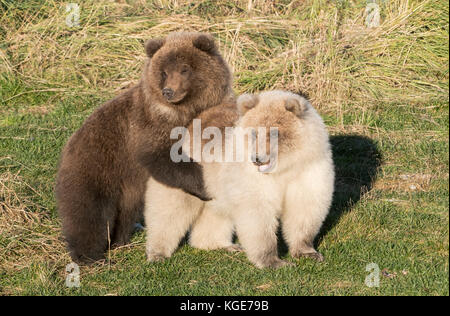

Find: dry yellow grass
<box><xmin>1</xmin><ymin>0</ymin><xmax>447</xmax><ymax>117</ymax></box>
<box><xmin>0</xmin><ymin>170</ymin><xmax>68</xmax><ymax>273</ymax></box>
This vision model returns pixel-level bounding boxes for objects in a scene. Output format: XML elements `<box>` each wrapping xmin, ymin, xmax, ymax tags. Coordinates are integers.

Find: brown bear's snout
<box><xmin>162</xmin><ymin>88</ymin><xmax>174</xmax><ymax>100</ymax></box>
<box><xmin>161</xmin><ymin>68</ymin><xmax>191</xmax><ymax>103</ymax></box>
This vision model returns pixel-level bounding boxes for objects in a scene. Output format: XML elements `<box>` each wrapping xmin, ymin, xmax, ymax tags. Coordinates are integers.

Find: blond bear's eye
<box><xmin>161</xmin><ymin>71</ymin><xmax>167</xmax><ymax>79</ymax></box>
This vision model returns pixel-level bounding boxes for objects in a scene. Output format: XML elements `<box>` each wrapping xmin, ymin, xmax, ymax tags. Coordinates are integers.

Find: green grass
<box><xmin>0</xmin><ymin>0</ymin><xmax>448</xmax><ymax>296</ymax></box>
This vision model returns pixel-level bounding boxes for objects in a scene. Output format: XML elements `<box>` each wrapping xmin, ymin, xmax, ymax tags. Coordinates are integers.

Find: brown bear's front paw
<box><xmin>196</xmin><ymin>192</ymin><xmax>213</xmax><ymax>202</ymax></box>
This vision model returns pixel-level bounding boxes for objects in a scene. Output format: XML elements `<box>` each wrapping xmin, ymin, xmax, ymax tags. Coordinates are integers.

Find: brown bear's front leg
<box><xmin>138</xmin><ymin>147</ymin><xmax>212</xmax><ymax>201</ymax></box>
<box><xmin>58</xmin><ymin>190</ymin><xmax>116</xmax><ymax>264</ymax></box>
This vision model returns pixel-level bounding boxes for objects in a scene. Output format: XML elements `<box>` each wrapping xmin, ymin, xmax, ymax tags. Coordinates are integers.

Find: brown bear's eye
<box><xmin>181</xmin><ymin>69</ymin><xmax>188</xmax><ymax>75</ymax></box>
<box><xmin>161</xmin><ymin>71</ymin><xmax>167</xmax><ymax>79</ymax></box>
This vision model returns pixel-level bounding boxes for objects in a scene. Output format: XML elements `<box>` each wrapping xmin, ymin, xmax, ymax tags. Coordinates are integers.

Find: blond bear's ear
<box><xmin>237</xmin><ymin>94</ymin><xmax>259</xmax><ymax>116</ymax></box>
<box><xmin>193</xmin><ymin>34</ymin><xmax>217</xmax><ymax>54</ymax></box>
<box><xmin>285</xmin><ymin>97</ymin><xmax>307</xmax><ymax>118</ymax></box>
<box><xmin>145</xmin><ymin>38</ymin><xmax>165</xmax><ymax>58</ymax></box>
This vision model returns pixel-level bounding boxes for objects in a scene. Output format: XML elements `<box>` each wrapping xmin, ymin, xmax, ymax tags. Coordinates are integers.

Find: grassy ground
<box><xmin>0</xmin><ymin>0</ymin><xmax>448</xmax><ymax>296</ymax></box>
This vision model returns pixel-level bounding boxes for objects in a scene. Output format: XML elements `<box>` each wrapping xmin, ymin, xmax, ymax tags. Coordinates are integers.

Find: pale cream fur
<box><xmin>145</xmin><ymin>90</ymin><xmax>334</xmax><ymax>268</ymax></box>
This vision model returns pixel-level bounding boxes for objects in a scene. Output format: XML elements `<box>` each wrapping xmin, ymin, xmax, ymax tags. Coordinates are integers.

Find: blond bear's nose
<box><xmin>252</xmin><ymin>154</ymin><xmax>268</xmax><ymax>166</ymax></box>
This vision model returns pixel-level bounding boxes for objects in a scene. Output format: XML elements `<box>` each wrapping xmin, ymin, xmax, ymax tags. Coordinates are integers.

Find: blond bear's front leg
<box><xmin>145</xmin><ymin>178</ymin><xmax>204</xmax><ymax>262</ymax></box>
<box><xmin>189</xmin><ymin>204</ymin><xmax>240</xmax><ymax>252</ymax></box>
<box><xmin>282</xmin><ymin>161</ymin><xmax>334</xmax><ymax>262</ymax></box>
<box><xmin>232</xmin><ymin>204</ymin><xmax>292</xmax><ymax>269</ymax></box>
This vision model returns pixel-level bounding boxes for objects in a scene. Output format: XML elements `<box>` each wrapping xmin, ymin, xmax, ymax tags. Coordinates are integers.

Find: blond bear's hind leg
<box><xmin>145</xmin><ymin>179</ymin><xmax>203</xmax><ymax>262</ymax></box>
<box><xmin>189</xmin><ymin>205</ymin><xmax>240</xmax><ymax>252</ymax></box>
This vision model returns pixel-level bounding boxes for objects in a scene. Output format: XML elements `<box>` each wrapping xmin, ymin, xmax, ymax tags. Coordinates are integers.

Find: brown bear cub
<box><xmin>55</xmin><ymin>32</ymin><xmax>234</xmax><ymax>264</ymax></box>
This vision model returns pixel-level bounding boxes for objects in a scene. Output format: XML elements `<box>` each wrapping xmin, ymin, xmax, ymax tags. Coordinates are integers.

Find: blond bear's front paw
<box><xmin>254</xmin><ymin>257</ymin><xmax>295</xmax><ymax>269</ymax></box>
<box><xmin>225</xmin><ymin>244</ymin><xmax>244</xmax><ymax>253</ymax></box>
<box><xmin>147</xmin><ymin>253</ymin><xmax>167</xmax><ymax>263</ymax></box>
<box><xmin>292</xmin><ymin>250</ymin><xmax>324</xmax><ymax>262</ymax></box>
<box><xmin>146</xmin><ymin>250</ymin><xmax>169</xmax><ymax>263</ymax></box>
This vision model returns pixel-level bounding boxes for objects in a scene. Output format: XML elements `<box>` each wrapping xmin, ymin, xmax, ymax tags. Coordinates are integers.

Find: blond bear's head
<box><xmin>236</xmin><ymin>90</ymin><xmax>313</xmax><ymax>173</ymax></box>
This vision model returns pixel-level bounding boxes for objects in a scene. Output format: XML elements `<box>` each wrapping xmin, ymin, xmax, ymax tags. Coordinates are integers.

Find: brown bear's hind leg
<box><xmin>61</xmin><ymin>196</ymin><xmax>117</xmax><ymax>264</ymax></box>
<box><xmin>111</xmin><ymin>206</ymin><xmax>141</xmax><ymax>248</ymax></box>
<box><xmin>111</xmin><ymin>188</ymin><xmax>144</xmax><ymax>247</ymax></box>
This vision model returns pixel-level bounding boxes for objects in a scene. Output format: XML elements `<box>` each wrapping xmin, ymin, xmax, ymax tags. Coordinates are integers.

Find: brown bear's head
<box><xmin>142</xmin><ymin>32</ymin><xmax>232</xmax><ymax>115</ymax></box>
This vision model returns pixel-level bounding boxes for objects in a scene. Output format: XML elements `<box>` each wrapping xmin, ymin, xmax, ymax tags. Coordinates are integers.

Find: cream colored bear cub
<box><xmin>145</xmin><ymin>91</ymin><xmax>335</xmax><ymax>268</ymax></box>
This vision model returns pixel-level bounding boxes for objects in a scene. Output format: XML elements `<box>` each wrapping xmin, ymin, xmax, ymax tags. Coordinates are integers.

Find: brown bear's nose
<box><xmin>162</xmin><ymin>88</ymin><xmax>174</xmax><ymax>100</ymax></box>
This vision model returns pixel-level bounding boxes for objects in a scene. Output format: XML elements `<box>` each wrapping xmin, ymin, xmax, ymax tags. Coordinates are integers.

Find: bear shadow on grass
<box><xmin>277</xmin><ymin>135</ymin><xmax>382</xmax><ymax>257</ymax></box>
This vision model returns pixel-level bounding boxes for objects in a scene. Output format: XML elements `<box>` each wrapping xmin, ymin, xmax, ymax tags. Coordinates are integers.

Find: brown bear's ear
<box><xmin>285</xmin><ymin>97</ymin><xmax>307</xmax><ymax>118</ymax></box>
<box><xmin>145</xmin><ymin>38</ymin><xmax>165</xmax><ymax>58</ymax></box>
<box><xmin>193</xmin><ymin>34</ymin><xmax>217</xmax><ymax>54</ymax></box>
<box><xmin>237</xmin><ymin>94</ymin><xmax>259</xmax><ymax>116</ymax></box>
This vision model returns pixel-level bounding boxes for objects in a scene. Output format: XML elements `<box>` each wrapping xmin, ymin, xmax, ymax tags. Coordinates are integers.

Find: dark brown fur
<box><xmin>187</xmin><ymin>100</ymin><xmax>239</xmax><ymax>147</ymax></box>
<box><xmin>55</xmin><ymin>32</ymin><xmax>234</xmax><ymax>264</ymax></box>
